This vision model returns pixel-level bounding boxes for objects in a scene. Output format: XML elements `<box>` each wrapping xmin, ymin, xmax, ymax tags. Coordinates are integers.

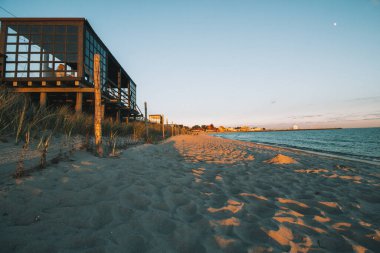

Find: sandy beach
<box><xmin>1</xmin><ymin>134</ymin><xmax>379</xmax><ymax>252</ymax></box>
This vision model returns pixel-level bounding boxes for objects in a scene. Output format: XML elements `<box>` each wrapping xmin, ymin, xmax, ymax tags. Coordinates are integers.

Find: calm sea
<box><xmin>213</xmin><ymin>128</ymin><xmax>380</xmax><ymax>164</ymax></box>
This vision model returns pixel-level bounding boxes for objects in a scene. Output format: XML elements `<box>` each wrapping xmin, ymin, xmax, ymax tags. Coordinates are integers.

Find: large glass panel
<box><xmin>17</xmin><ymin>72</ymin><xmax>27</xmax><ymax>77</ymax></box>
<box><xmin>17</xmin><ymin>63</ymin><xmax>28</xmax><ymax>71</ymax></box>
<box><xmin>66</xmin><ymin>53</ymin><xmax>78</xmax><ymax>63</ymax></box>
<box><xmin>29</xmin><ymin>63</ymin><xmax>41</xmax><ymax>71</ymax></box>
<box><xmin>5</xmin><ymin>72</ymin><xmax>15</xmax><ymax>77</ymax></box>
<box><xmin>66</xmin><ymin>43</ymin><xmax>77</xmax><ymax>53</ymax></box>
<box><xmin>66</xmin><ymin>34</ymin><xmax>77</xmax><ymax>43</ymax></box>
<box><xmin>18</xmin><ymin>44</ymin><xmax>29</xmax><ymax>53</ymax></box>
<box><xmin>6</xmin><ymin>44</ymin><xmax>16</xmax><ymax>52</ymax></box>
<box><xmin>7</xmin><ymin>35</ymin><xmax>17</xmax><ymax>43</ymax></box>
<box><xmin>30</xmin><ymin>25</ymin><xmax>41</xmax><ymax>34</ymax></box>
<box><xmin>31</xmin><ymin>44</ymin><xmax>41</xmax><ymax>53</ymax></box>
<box><xmin>6</xmin><ymin>63</ymin><xmax>16</xmax><ymax>71</ymax></box>
<box><xmin>30</xmin><ymin>34</ymin><xmax>41</xmax><ymax>44</ymax></box>
<box><xmin>42</xmin><ymin>25</ymin><xmax>54</xmax><ymax>34</ymax></box>
<box><xmin>18</xmin><ymin>35</ymin><xmax>29</xmax><ymax>44</ymax></box>
<box><xmin>29</xmin><ymin>72</ymin><xmax>40</xmax><ymax>78</ymax></box>
<box><xmin>6</xmin><ymin>53</ymin><xmax>16</xmax><ymax>61</ymax></box>
<box><xmin>43</xmin><ymin>34</ymin><xmax>54</xmax><ymax>43</ymax></box>
<box><xmin>55</xmin><ymin>25</ymin><xmax>65</xmax><ymax>33</ymax></box>
<box><xmin>54</xmin><ymin>34</ymin><xmax>65</xmax><ymax>43</ymax></box>
<box><xmin>30</xmin><ymin>54</ymin><xmax>41</xmax><ymax>61</ymax></box>
<box><xmin>7</xmin><ymin>26</ymin><xmax>17</xmax><ymax>34</ymax></box>
<box><xmin>54</xmin><ymin>43</ymin><xmax>65</xmax><ymax>52</ymax></box>
<box><xmin>67</xmin><ymin>25</ymin><xmax>78</xmax><ymax>34</ymax></box>
<box><xmin>17</xmin><ymin>54</ymin><xmax>28</xmax><ymax>61</ymax></box>
<box><xmin>18</xmin><ymin>25</ymin><xmax>30</xmax><ymax>34</ymax></box>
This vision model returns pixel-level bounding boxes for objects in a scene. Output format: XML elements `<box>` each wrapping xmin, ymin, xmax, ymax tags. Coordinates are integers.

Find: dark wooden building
<box><xmin>0</xmin><ymin>18</ymin><xmax>141</xmax><ymax>120</ymax></box>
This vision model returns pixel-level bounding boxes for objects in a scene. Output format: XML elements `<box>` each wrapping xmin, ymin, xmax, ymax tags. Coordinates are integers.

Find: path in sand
<box><xmin>0</xmin><ymin>134</ymin><xmax>379</xmax><ymax>252</ymax></box>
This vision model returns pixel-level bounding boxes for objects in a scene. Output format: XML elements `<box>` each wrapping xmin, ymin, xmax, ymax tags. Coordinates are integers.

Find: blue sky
<box><xmin>1</xmin><ymin>0</ymin><xmax>380</xmax><ymax>128</ymax></box>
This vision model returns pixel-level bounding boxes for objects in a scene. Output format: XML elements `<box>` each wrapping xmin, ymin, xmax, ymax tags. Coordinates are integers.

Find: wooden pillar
<box><xmin>116</xmin><ymin>70</ymin><xmax>121</xmax><ymax>123</ymax></box>
<box><xmin>94</xmin><ymin>54</ymin><xmax>103</xmax><ymax>156</ymax></box>
<box><xmin>116</xmin><ymin>110</ymin><xmax>120</xmax><ymax>123</ymax></box>
<box><xmin>144</xmin><ymin>102</ymin><xmax>148</xmax><ymax>141</ymax></box>
<box><xmin>75</xmin><ymin>92</ymin><xmax>83</xmax><ymax>113</ymax></box>
<box><xmin>40</xmin><ymin>92</ymin><xmax>47</xmax><ymax>108</ymax></box>
<box><xmin>162</xmin><ymin>115</ymin><xmax>165</xmax><ymax>139</ymax></box>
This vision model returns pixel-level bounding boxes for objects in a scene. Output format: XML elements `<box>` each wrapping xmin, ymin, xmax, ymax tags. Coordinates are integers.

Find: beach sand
<box><xmin>1</xmin><ymin>134</ymin><xmax>379</xmax><ymax>252</ymax></box>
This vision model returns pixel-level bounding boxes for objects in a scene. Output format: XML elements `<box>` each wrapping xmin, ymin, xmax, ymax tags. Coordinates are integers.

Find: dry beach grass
<box><xmin>0</xmin><ymin>134</ymin><xmax>379</xmax><ymax>252</ymax></box>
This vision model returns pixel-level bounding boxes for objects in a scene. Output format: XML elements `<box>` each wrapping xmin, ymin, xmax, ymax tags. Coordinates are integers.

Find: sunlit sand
<box><xmin>1</xmin><ymin>134</ymin><xmax>379</xmax><ymax>252</ymax></box>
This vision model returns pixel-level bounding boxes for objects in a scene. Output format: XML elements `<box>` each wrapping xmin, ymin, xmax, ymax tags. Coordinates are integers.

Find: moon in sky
<box><xmin>333</xmin><ymin>22</ymin><xmax>337</xmax><ymax>26</ymax></box>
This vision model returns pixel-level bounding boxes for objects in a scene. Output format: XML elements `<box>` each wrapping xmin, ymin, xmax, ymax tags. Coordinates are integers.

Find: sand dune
<box><xmin>1</xmin><ymin>134</ymin><xmax>379</xmax><ymax>252</ymax></box>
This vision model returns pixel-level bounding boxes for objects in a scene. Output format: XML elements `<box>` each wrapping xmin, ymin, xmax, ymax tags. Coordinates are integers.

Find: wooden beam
<box><xmin>13</xmin><ymin>87</ymin><xmax>95</xmax><ymax>93</ymax></box>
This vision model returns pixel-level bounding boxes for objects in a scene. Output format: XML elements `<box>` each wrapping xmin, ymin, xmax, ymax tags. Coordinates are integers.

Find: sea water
<box><xmin>213</xmin><ymin>128</ymin><xmax>380</xmax><ymax>164</ymax></box>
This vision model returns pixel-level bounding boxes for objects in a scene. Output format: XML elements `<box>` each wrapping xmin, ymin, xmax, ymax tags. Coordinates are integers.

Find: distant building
<box><xmin>149</xmin><ymin>114</ymin><xmax>164</xmax><ymax>124</ymax></box>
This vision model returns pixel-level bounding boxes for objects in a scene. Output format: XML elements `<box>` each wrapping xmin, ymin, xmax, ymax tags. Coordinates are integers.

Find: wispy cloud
<box><xmin>289</xmin><ymin>114</ymin><xmax>323</xmax><ymax>120</ymax></box>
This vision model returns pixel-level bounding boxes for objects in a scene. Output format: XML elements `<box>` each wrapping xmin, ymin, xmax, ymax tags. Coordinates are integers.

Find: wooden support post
<box><xmin>94</xmin><ymin>54</ymin><xmax>103</xmax><ymax>156</ymax></box>
<box><xmin>125</xmin><ymin>117</ymin><xmax>129</xmax><ymax>124</ymax></box>
<box><xmin>40</xmin><ymin>92</ymin><xmax>47</xmax><ymax>108</ymax></box>
<box><xmin>144</xmin><ymin>102</ymin><xmax>149</xmax><ymax>142</ymax></box>
<box><xmin>116</xmin><ymin>110</ymin><xmax>120</xmax><ymax>123</ymax></box>
<box><xmin>162</xmin><ymin>115</ymin><xmax>165</xmax><ymax>140</ymax></box>
<box><xmin>117</xmin><ymin>70</ymin><xmax>121</xmax><ymax>103</ymax></box>
<box><xmin>75</xmin><ymin>92</ymin><xmax>83</xmax><ymax>113</ymax></box>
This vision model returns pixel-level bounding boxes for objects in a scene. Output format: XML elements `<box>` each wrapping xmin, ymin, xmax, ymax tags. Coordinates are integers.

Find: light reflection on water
<box><xmin>213</xmin><ymin>128</ymin><xmax>380</xmax><ymax>163</ymax></box>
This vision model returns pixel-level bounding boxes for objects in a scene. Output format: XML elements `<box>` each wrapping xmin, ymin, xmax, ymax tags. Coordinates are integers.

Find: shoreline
<box><xmin>212</xmin><ymin>134</ymin><xmax>380</xmax><ymax>166</ymax></box>
<box><xmin>1</xmin><ymin>134</ymin><xmax>379</xmax><ymax>252</ymax></box>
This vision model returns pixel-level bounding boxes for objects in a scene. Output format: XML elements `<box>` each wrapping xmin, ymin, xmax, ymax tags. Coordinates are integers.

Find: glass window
<box><xmin>17</xmin><ymin>63</ymin><xmax>28</xmax><ymax>71</ymax></box>
<box><xmin>67</xmin><ymin>54</ymin><xmax>78</xmax><ymax>63</ymax></box>
<box><xmin>29</xmin><ymin>72</ymin><xmax>41</xmax><ymax>78</ymax></box>
<box><xmin>17</xmin><ymin>72</ymin><xmax>27</xmax><ymax>77</ymax></box>
<box><xmin>30</xmin><ymin>54</ymin><xmax>41</xmax><ymax>61</ymax></box>
<box><xmin>54</xmin><ymin>34</ymin><xmax>65</xmax><ymax>43</ymax></box>
<box><xmin>17</xmin><ymin>54</ymin><xmax>28</xmax><ymax>61</ymax></box>
<box><xmin>30</xmin><ymin>25</ymin><xmax>41</xmax><ymax>34</ymax></box>
<box><xmin>18</xmin><ymin>35</ymin><xmax>29</xmax><ymax>44</ymax></box>
<box><xmin>5</xmin><ymin>72</ymin><xmax>15</xmax><ymax>77</ymax></box>
<box><xmin>29</xmin><ymin>63</ymin><xmax>41</xmax><ymax>71</ymax></box>
<box><xmin>66</xmin><ymin>34</ymin><xmax>78</xmax><ymax>43</ymax></box>
<box><xmin>18</xmin><ymin>44</ymin><xmax>29</xmax><ymax>53</ymax></box>
<box><xmin>6</xmin><ymin>53</ymin><xmax>16</xmax><ymax>61</ymax></box>
<box><xmin>55</xmin><ymin>25</ymin><xmax>65</xmax><ymax>33</ymax></box>
<box><xmin>7</xmin><ymin>35</ymin><xmax>17</xmax><ymax>43</ymax></box>
<box><xmin>67</xmin><ymin>26</ymin><xmax>78</xmax><ymax>34</ymax></box>
<box><xmin>18</xmin><ymin>25</ymin><xmax>30</xmax><ymax>34</ymax></box>
<box><xmin>31</xmin><ymin>45</ymin><xmax>41</xmax><ymax>53</ymax></box>
<box><xmin>6</xmin><ymin>44</ymin><xmax>17</xmax><ymax>52</ymax></box>
<box><xmin>43</xmin><ymin>34</ymin><xmax>54</xmax><ymax>43</ymax></box>
<box><xmin>7</xmin><ymin>26</ymin><xmax>17</xmax><ymax>34</ymax></box>
<box><xmin>6</xmin><ymin>63</ymin><xmax>16</xmax><ymax>71</ymax></box>
<box><xmin>54</xmin><ymin>43</ymin><xmax>65</xmax><ymax>52</ymax></box>
<box><xmin>43</xmin><ymin>25</ymin><xmax>54</xmax><ymax>34</ymax></box>
<box><xmin>30</xmin><ymin>34</ymin><xmax>41</xmax><ymax>44</ymax></box>
<box><xmin>66</xmin><ymin>43</ymin><xmax>77</xmax><ymax>53</ymax></box>
<box><xmin>41</xmin><ymin>43</ymin><xmax>53</xmax><ymax>53</ymax></box>
<box><xmin>41</xmin><ymin>53</ymin><xmax>54</xmax><ymax>62</ymax></box>
<box><xmin>54</xmin><ymin>53</ymin><xmax>65</xmax><ymax>62</ymax></box>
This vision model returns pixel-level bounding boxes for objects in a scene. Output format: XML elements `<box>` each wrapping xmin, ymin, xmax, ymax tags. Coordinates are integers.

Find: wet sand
<box><xmin>1</xmin><ymin>134</ymin><xmax>379</xmax><ymax>252</ymax></box>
